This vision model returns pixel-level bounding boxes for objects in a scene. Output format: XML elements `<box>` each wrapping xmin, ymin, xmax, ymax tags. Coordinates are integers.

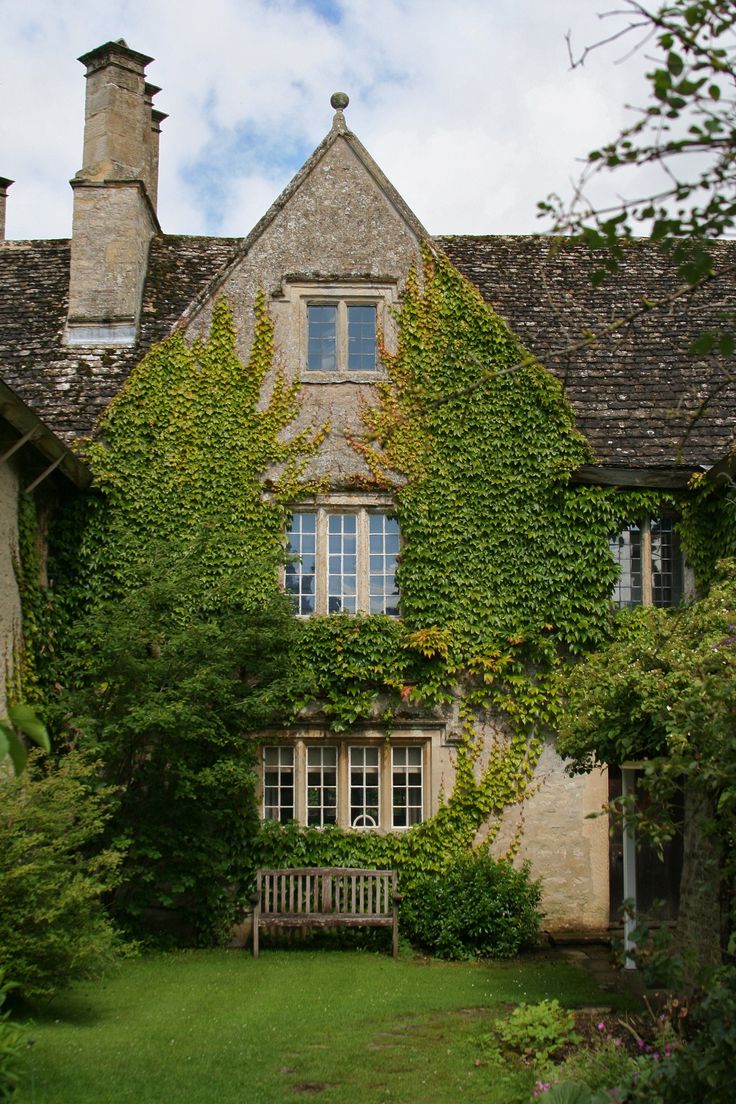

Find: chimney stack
<box><xmin>0</xmin><ymin>179</ymin><xmax>13</xmax><ymax>242</ymax></box>
<box><xmin>65</xmin><ymin>40</ymin><xmax>164</xmax><ymax>346</ymax></box>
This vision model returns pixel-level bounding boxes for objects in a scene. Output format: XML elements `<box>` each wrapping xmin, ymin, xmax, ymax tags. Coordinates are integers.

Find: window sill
<box><xmin>301</xmin><ymin>371</ymin><xmax>385</xmax><ymax>384</ymax></box>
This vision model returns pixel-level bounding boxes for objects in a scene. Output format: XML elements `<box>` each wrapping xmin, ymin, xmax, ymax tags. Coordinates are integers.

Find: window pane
<box><xmin>307</xmin><ymin>304</ymin><xmax>337</xmax><ymax>371</ymax></box>
<box><xmin>610</xmin><ymin>525</ymin><xmax>642</xmax><ymax>607</ymax></box>
<box><xmin>263</xmin><ymin>746</ymin><xmax>295</xmax><ymax>823</ymax></box>
<box><xmin>347</xmin><ymin>304</ymin><xmax>377</xmax><ymax>371</ymax></box>
<box><xmin>392</xmin><ymin>746</ymin><xmax>423</xmax><ymax>828</ymax></box>
<box><xmin>306</xmin><ymin>746</ymin><xmax>338</xmax><ymax>827</ymax></box>
<box><xmin>368</xmin><ymin>514</ymin><xmax>400</xmax><ymax>616</ymax></box>
<box><xmin>327</xmin><ymin>514</ymin><xmax>358</xmax><ymax>613</ymax></box>
<box><xmin>286</xmin><ymin>512</ymin><xmax>318</xmax><ymax>616</ymax></box>
<box><xmin>349</xmin><ymin>746</ymin><xmax>380</xmax><ymax>828</ymax></box>
<box><xmin>651</xmin><ymin>519</ymin><xmax>684</xmax><ymax>607</ymax></box>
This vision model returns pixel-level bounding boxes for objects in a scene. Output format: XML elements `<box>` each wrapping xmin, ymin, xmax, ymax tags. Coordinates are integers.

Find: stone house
<box><xmin>1</xmin><ymin>40</ymin><xmax>735</xmax><ymax>933</ymax></box>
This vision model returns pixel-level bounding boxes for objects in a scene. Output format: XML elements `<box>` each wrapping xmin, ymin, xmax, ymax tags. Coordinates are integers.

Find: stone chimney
<box><xmin>65</xmin><ymin>40</ymin><xmax>164</xmax><ymax>346</ymax></box>
<box><xmin>0</xmin><ymin>179</ymin><xmax>13</xmax><ymax>242</ymax></box>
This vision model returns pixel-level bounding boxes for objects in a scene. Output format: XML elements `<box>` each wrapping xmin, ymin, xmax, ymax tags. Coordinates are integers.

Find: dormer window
<box><xmin>307</xmin><ymin>302</ymin><xmax>377</xmax><ymax>372</ymax></box>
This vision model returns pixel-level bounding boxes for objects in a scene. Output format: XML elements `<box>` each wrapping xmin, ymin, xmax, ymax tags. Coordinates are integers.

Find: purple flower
<box><xmin>597</xmin><ymin>1022</ymin><xmax>606</xmax><ymax>1031</ymax></box>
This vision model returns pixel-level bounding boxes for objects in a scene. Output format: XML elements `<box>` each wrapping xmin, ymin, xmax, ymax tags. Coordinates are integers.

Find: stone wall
<box><xmin>185</xmin><ymin>135</ymin><xmax>423</xmax><ymax>485</ymax></box>
<box><xmin>491</xmin><ymin>740</ymin><xmax>610</xmax><ymax>932</ymax></box>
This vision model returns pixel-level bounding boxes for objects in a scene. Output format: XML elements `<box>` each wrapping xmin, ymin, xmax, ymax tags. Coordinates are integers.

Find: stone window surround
<box><xmin>284</xmin><ymin>491</ymin><xmax>400</xmax><ymax>617</ymax></box>
<box><xmin>275</xmin><ymin>277</ymin><xmax>399</xmax><ymax>382</ymax></box>
<box><xmin>259</xmin><ymin>728</ymin><xmax>435</xmax><ymax>833</ymax></box>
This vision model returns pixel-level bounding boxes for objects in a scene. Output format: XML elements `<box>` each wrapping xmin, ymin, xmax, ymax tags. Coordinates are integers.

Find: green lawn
<box><xmin>16</xmin><ymin>949</ymin><xmax>630</xmax><ymax>1104</ymax></box>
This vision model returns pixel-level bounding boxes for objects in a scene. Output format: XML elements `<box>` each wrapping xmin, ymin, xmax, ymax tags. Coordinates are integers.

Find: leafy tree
<box><xmin>54</xmin><ymin>535</ymin><xmax>310</xmax><ymax>945</ymax></box>
<box><xmin>541</xmin><ymin>0</ymin><xmax>736</xmax><ymax>355</ymax></box>
<box><xmin>0</xmin><ymin>751</ymin><xmax>123</xmax><ymax>1003</ymax></box>
<box><xmin>0</xmin><ymin>705</ymin><xmax>49</xmax><ymax>776</ymax></box>
<box><xmin>558</xmin><ymin>560</ymin><xmax>736</xmax><ymax>983</ymax></box>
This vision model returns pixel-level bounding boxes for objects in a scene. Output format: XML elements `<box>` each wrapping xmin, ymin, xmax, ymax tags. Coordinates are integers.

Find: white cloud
<box><xmin>1</xmin><ymin>0</ymin><xmax>658</xmax><ymax>240</ymax></box>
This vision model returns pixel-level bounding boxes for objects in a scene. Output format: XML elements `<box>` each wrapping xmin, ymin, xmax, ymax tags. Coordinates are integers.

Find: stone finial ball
<box><xmin>330</xmin><ymin>92</ymin><xmax>349</xmax><ymax>110</ymax></box>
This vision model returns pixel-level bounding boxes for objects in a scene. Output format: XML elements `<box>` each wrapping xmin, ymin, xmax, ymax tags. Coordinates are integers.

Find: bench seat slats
<box><xmin>251</xmin><ymin>867</ymin><xmax>399</xmax><ymax>958</ymax></box>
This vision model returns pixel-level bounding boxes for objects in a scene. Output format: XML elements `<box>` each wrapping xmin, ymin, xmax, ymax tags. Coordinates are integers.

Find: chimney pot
<box><xmin>0</xmin><ymin>178</ymin><xmax>13</xmax><ymax>242</ymax></box>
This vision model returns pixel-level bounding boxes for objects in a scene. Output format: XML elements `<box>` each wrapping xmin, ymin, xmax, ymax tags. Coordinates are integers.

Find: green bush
<box><xmin>548</xmin><ymin>1028</ymin><xmax>637</xmax><ymax>1092</ymax></box>
<box><xmin>401</xmin><ymin>850</ymin><xmax>542</xmax><ymax>959</ymax></box>
<box><xmin>0</xmin><ymin>753</ymin><xmax>124</xmax><ymax>1002</ymax></box>
<box><xmin>0</xmin><ymin>970</ymin><xmax>26</xmax><ymax>1100</ymax></box>
<box><xmin>53</xmin><ymin>537</ymin><xmax>308</xmax><ymax>946</ymax></box>
<box><xmin>496</xmin><ymin>999</ymin><xmax>581</xmax><ymax>1066</ymax></box>
<box><xmin>621</xmin><ymin>962</ymin><xmax>736</xmax><ymax>1104</ymax></box>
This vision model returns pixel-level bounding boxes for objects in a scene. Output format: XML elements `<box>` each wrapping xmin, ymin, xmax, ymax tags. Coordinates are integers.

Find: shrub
<box><xmin>549</xmin><ymin>1026</ymin><xmax>637</xmax><ymax>1092</ymax></box>
<box><xmin>0</xmin><ymin>752</ymin><xmax>124</xmax><ymax>1002</ymax></box>
<box><xmin>496</xmin><ymin>1000</ymin><xmax>581</xmax><ymax>1066</ymax></box>
<box><xmin>0</xmin><ymin>971</ymin><xmax>26</xmax><ymax>1100</ymax></box>
<box><xmin>401</xmin><ymin>850</ymin><xmax>542</xmax><ymax>959</ymax></box>
<box><xmin>621</xmin><ymin>962</ymin><xmax>736</xmax><ymax>1104</ymax></box>
<box><xmin>54</xmin><ymin>538</ymin><xmax>306</xmax><ymax>945</ymax></box>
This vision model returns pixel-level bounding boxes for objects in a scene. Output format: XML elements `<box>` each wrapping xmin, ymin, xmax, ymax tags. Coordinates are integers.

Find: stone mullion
<box><xmin>642</xmin><ymin>520</ymin><xmax>653</xmax><ymax>606</ymax></box>
<box><xmin>337</xmin><ymin>742</ymin><xmax>349</xmax><ymax>828</ymax></box>
<box><xmin>295</xmin><ymin>739</ymin><xmax>306</xmax><ymax>825</ymax></box>
<box><xmin>316</xmin><ymin>507</ymin><xmax>328</xmax><ymax>615</ymax></box>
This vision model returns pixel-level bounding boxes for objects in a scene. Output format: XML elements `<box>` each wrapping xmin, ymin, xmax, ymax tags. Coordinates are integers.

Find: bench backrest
<box><xmin>257</xmin><ymin>867</ymin><xmax>397</xmax><ymax>918</ymax></box>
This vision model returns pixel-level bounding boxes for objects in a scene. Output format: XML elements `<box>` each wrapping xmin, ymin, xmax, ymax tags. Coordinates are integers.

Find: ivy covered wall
<box><xmin>19</xmin><ymin>246</ymin><xmax>736</xmax><ymax>936</ymax></box>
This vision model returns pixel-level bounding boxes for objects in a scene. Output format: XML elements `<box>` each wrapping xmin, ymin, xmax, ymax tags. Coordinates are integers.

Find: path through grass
<box><xmin>17</xmin><ymin>949</ymin><xmax>630</xmax><ymax>1104</ymax></box>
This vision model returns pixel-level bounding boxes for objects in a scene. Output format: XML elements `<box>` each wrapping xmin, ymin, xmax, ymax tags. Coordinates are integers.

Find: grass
<box><xmin>16</xmin><ymin>948</ymin><xmax>633</xmax><ymax>1104</ymax></box>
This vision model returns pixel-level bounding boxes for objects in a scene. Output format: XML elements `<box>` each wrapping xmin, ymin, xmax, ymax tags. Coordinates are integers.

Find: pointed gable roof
<box><xmin>175</xmin><ymin>103</ymin><xmax>432</xmax><ymax>333</ymax></box>
<box><xmin>1</xmin><ymin>91</ymin><xmax>735</xmax><ymax>474</ymax></box>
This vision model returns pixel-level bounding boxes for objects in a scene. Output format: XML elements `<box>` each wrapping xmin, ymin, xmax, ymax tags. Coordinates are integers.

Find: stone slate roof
<box><xmin>0</xmin><ymin>235</ymin><xmax>239</xmax><ymax>443</ymax></box>
<box><xmin>1</xmin><ymin>231</ymin><xmax>735</xmax><ymax>470</ymax></box>
<box><xmin>436</xmin><ymin>235</ymin><xmax>736</xmax><ymax>471</ymax></box>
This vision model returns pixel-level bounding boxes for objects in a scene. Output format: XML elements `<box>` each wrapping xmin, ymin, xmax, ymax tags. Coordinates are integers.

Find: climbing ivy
<box><xmin>18</xmin><ymin>254</ymin><xmax>716</xmax><ymax>942</ymax></box>
<box><xmin>678</xmin><ymin>470</ymin><xmax>736</xmax><ymax>590</ymax></box>
<box><xmin>12</xmin><ymin>492</ymin><xmax>50</xmax><ymax>701</ymax></box>
<box><xmin>81</xmin><ymin>293</ymin><xmax>326</xmax><ymax>602</ymax></box>
<box><xmin>255</xmin><ymin>251</ymin><xmax>688</xmax><ymax>882</ymax></box>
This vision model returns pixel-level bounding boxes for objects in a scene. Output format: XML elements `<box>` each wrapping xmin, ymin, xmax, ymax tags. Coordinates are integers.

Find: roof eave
<box><xmin>0</xmin><ymin>379</ymin><xmax>92</xmax><ymax>489</ymax></box>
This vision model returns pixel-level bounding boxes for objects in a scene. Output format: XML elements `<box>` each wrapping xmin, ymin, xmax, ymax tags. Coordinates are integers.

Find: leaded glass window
<box><xmin>327</xmin><ymin>513</ymin><xmax>357</xmax><ymax>613</ymax></box>
<box><xmin>306</xmin><ymin>304</ymin><xmax>337</xmax><ymax>371</ymax></box>
<box><xmin>610</xmin><ymin>525</ymin><xmax>642</xmax><ymax>608</ymax></box>
<box><xmin>350</xmin><ymin>747</ymin><xmax>380</xmax><ymax>828</ymax></box>
<box><xmin>392</xmin><ymin>746</ymin><xmax>423</xmax><ymax>828</ymax></box>
<box><xmin>263</xmin><ymin>746</ymin><xmax>295</xmax><ymax>823</ymax></box>
<box><xmin>306</xmin><ymin>746</ymin><xmax>338</xmax><ymax>827</ymax></box>
<box><xmin>285</xmin><ymin>512</ymin><xmax>316</xmax><ymax>615</ymax></box>
<box><xmin>347</xmin><ymin>304</ymin><xmax>377</xmax><ymax>371</ymax></box>
<box><xmin>368</xmin><ymin>514</ymin><xmax>400</xmax><ymax>615</ymax></box>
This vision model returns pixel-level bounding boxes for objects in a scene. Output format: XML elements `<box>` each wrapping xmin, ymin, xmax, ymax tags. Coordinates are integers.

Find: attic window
<box><xmin>609</xmin><ymin>517</ymin><xmax>684</xmax><ymax>608</ymax></box>
<box><xmin>306</xmin><ymin>301</ymin><xmax>377</xmax><ymax>372</ymax></box>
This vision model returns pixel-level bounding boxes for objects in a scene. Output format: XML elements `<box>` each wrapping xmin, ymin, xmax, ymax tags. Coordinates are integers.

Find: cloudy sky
<box><xmin>1</xmin><ymin>0</ymin><xmax>656</xmax><ymax>241</ymax></box>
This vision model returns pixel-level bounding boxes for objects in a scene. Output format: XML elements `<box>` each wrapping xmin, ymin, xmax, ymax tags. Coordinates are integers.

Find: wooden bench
<box><xmin>250</xmin><ymin>867</ymin><xmax>400</xmax><ymax>958</ymax></box>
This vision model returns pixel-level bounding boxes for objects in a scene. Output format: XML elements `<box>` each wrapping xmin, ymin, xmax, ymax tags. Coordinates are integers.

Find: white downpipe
<box><xmin>622</xmin><ymin>767</ymin><xmax>638</xmax><ymax>970</ymax></box>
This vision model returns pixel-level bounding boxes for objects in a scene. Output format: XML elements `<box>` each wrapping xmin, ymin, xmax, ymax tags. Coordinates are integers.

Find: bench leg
<box><xmin>252</xmin><ymin>909</ymin><xmax>259</xmax><ymax>959</ymax></box>
<box><xmin>392</xmin><ymin>913</ymin><xmax>398</xmax><ymax>959</ymax></box>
